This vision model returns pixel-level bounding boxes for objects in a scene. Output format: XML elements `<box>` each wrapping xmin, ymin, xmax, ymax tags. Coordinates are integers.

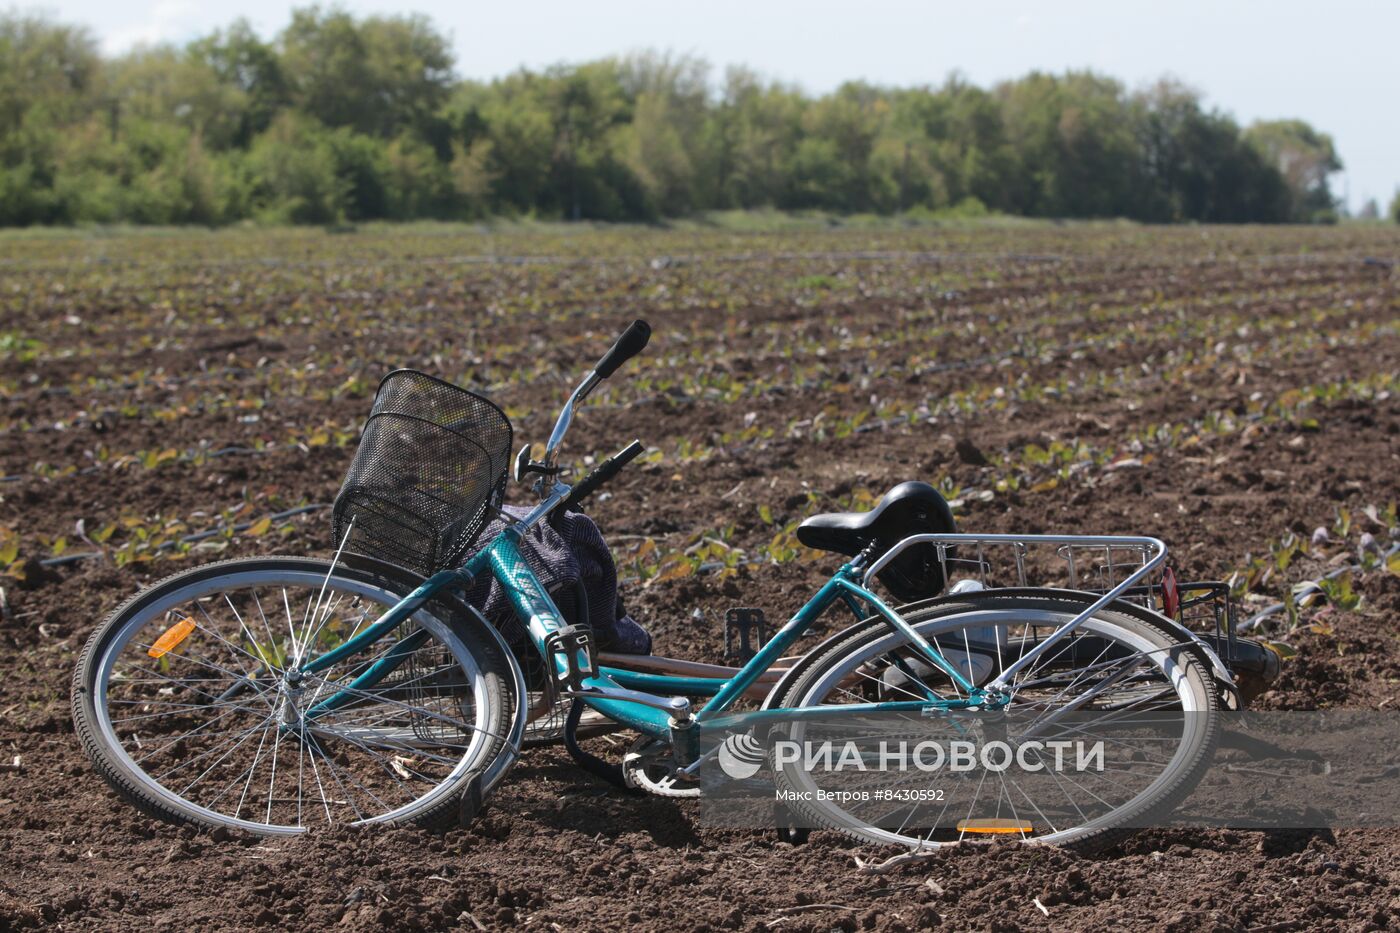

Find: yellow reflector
<box><xmin>148</xmin><ymin>617</ymin><xmax>196</xmax><ymax>658</ymax></box>
<box><xmin>957</xmin><ymin>818</ymin><xmax>1034</xmax><ymax>835</ymax></box>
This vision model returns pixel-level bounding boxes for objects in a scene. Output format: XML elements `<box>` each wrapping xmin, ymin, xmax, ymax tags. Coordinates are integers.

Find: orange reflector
<box><xmin>957</xmin><ymin>818</ymin><xmax>1034</xmax><ymax>835</ymax></box>
<box><xmin>148</xmin><ymin>617</ymin><xmax>196</xmax><ymax>658</ymax></box>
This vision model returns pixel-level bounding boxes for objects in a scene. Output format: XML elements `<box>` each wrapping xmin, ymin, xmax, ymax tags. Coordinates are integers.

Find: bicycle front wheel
<box><xmin>770</xmin><ymin>590</ymin><xmax>1220</xmax><ymax>854</ymax></box>
<box><xmin>72</xmin><ymin>556</ymin><xmax>515</xmax><ymax>835</ymax></box>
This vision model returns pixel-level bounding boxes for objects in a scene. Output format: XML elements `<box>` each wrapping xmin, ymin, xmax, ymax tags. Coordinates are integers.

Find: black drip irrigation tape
<box><xmin>8</xmin><ymin>358</ymin><xmax>386</xmax><ymax>405</ymax></box>
<box><xmin>27</xmin><ymin>366</ymin><xmax>258</xmax><ymax>399</ymax></box>
<box><xmin>1</xmin><ymin>446</ymin><xmax>265</xmax><ymax>485</ymax></box>
<box><xmin>0</xmin><ymin>249</ymin><xmax>1070</xmax><ymax>273</ymax></box>
<box><xmin>38</xmin><ymin>504</ymin><xmax>330</xmax><ymax>568</ymax></box>
<box><xmin>4</xmin><ymin>249</ymin><xmax>1379</xmax><ymax>277</ymax></box>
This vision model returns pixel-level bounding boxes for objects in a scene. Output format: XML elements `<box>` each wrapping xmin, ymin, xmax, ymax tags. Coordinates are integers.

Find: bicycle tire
<box><xmin>72</xmin><ymin>555</ymin><xmax>518</xmax><ymax>835</ymax></box>
<box><xmin>769</xmin><ymin>590</ymin><xmax>1220</xmax><ymax>855</ymax></box>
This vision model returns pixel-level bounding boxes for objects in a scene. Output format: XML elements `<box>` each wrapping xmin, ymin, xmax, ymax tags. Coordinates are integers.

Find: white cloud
<box><xmin>100</xmin><ymin>0</ymin><xmax>200</xmax><ymax>54</ymax></box>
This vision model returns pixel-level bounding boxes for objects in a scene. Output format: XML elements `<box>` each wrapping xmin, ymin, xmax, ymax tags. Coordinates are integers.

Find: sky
<box><xmin>41</xmin><ymin>0</ymin><xmax>1400</xmax><ymax>213</ymax></box>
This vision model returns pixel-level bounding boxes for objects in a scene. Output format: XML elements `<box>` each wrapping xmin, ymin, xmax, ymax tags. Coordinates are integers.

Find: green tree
<box><xmin>789</xmin><ymin>84</ymin><xmax>886</xmax><ymax>211</ymax></box>
<box><xmin>325</xmin><ymin>129</ymin><xmax>390</xmax><ymax>219</ymax></box>
<box><xmin>1133</xmin><ymin>80</ymin><xmax>1289</xmax><ymax>222</ymax></box>
<box><xmin>1245</xmin><ymin>119</ymin><xmax>1343</xmax><ymax>222</ymax></box>
<box><xmin>0</xmin><ymin>10</ymin><xmax>1348</xmax><ymax>227</ymax></box>
<box><xmin>446</xmin><ymin>77</ymin><xmax>552</xmax><ymax>215</ymax></box>
<box><xmin>884</xmin><ymin>76</ymin><xmax>1015</xmax><ymax>211</ymax></box>
<box><xmin>997</xmin><ymin>71</ymin><xmax>1145</xmax><ymax>218</ymax></box>
<box><xmin>0</xmin><ymin>14</ymin><xmax>102</xmax><ymax>223</ymax></box>
<box><xmin>615</xmin><ymin>52</ymin><xmax>711</xmax><ymax>215</ymax></box>
<box><xmin>541</xmin><ymin>61</ymin><xmax>634</xmax><ymax>220</ymax></box>
<box><xmin>382</xmin><ymin>134</ymin><xmax>450</xmax><ymax>218</ymax></box>
<box><xmin>246</xmin><ymin>112</ymin><xmax>347</xmax><ymax>223</ymax></box>
<box><xmin>106</xmin><ymin>46</ymin><xmax>249</xmax><ymax>151</ymax></box>
<box><xmin>189</xmin><ymin>20</ymin><xmax>289</xmax><ymax>147</ymax></box>
<box><xmin>447</xmin><ymin>138</ymin><xmax>497</xmax><ymax>216</ymax></box>
<box><xmin>710</xmin><ymin>67</ymin><xmax>804</xmax><ymax>209</ymax></box>
<box><xmin>278</xmin><ymin>7</ymin><xmax>454</xmax><ymax>138</ymax></box>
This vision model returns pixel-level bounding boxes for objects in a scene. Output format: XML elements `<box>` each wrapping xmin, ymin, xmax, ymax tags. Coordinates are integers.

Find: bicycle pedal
<box><xmin>544</xmin><ymin>625</ymin><xmax>596</xmax><ymax>692</ymax></box>
<box><xmin>725</xmin><ymin>608</ymin><xmax>769</xmax><ymax>663</ymax></box>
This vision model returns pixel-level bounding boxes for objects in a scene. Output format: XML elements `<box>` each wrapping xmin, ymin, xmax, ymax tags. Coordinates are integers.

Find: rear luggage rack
<box><xmin>863</xmin><ymin>533</ymin><xmax>1244</xmax><ymax>672</ymax></box>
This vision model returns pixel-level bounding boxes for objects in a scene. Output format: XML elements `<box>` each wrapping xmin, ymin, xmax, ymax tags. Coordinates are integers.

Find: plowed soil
<box><xmin>1</xmin><ymin>223</ymin><xmax>1398</xmax><ymax>931</ymax></box>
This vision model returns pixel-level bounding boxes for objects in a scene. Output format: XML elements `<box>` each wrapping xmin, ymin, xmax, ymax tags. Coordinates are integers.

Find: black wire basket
<box><xmin>333</xmin><ymin>370</ymin><xmax>513</xmax><ymax>577</ymax></box>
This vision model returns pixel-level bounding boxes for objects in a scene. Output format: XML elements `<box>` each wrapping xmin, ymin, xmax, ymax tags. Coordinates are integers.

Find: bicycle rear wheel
<box><xmin>769</xmin><ymin>590</ymin><xmax>1219</xmax><ymax>854</ymax></box>
<box><xmin>72</xmin><ymin>556</ymin><xmax>515</xmax><ymax>835</ymax></box>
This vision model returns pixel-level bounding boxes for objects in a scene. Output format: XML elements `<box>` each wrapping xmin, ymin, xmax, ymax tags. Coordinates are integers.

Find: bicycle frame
<box><xmin>299</xmin><ymin>530</ymin><xmax>974</xmax><ymax>731</ymax></box>
<box><xmin>299</xmin><ymin>506</ymin><xmax>1168</xmax><ymax>749</ymax></box>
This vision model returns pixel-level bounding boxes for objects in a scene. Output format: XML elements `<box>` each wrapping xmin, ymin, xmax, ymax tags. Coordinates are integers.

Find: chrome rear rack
<box><xmin>863</xmin><ymin>534</ymin><xmax>1168</xmax><ymax>691</ymax></box>
<box><xmin>863</xmin><ymin>533</ymin><xmax>1165</xmax><ymax>593</ymax></box>
<box><xmin>862</xmin><ymin>531</ymin><xmax>1243</xmax><ymax>677</ymax></box>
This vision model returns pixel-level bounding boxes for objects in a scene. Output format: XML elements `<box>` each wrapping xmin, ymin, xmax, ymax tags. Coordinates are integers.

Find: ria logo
<box><xmin>716</xmin><ymin>732</ymin><xmax>766</xmax><ymax>779</ymax></box>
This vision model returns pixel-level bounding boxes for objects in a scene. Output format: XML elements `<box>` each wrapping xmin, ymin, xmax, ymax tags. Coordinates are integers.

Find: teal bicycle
<box><xmin>72</xmin><ymin>321</ymin><xmax>1279</xmax><ymax>852</ymax></box>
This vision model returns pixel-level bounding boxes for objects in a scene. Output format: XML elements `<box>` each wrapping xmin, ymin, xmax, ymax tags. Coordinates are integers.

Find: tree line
<box><xmin>0</xmin><ymin>8</ymin><xmax>1351</xmax><ymax>227</ymax></box>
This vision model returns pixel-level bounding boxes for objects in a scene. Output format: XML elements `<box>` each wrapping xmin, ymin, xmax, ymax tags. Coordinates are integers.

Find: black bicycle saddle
<box><xmin>797</xmin><ymin>481</ymin><xmax>957</xmax><ymax>602</ymax></box>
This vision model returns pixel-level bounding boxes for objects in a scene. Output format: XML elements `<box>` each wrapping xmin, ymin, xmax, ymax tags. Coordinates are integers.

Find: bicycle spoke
<box><xmin>778</xmin><ymin>603</ymin><xmax>1210</xmax><ymax>850</ymax></box>
<box><xmin>169</xmin><ymin>717</ymin><xmax>276</xmax><ymax>793</ymax></box>
<box><xmin>264</xmin><ymin>724</ymin><xmax>287</xmax><ymax>824</ymax></box>
<box><xmin>91</xmin><ymin>567</ymin><xmax>495</xmax><ymax>833</ymax></box>
<box><xmin>304</xmin><ymin>735</ymin><xmax>336</xmax><ymax>824</ymax></box>
<box><xmin>299</xmin><ymin>671</ymin><xmax>496</xmax><ymax>742</ymax></box>
<box><xmin>251</xmin><ymin>588</ymin><xmax>282</xmax><ymax>668</ymax></box>
<box><xmin>133</xmin><ymin>702</ymin><xmax>260</xmax><ymax>766</ymax></box>
<box><xmin>234</xmin><ymin>720</ymin><xmax>276</xmax><ymax>820</ymax></box>
<box><xmin>120</xmin><ymin>653</ymin><xmax>276</xmax><ymax>713</ymax></box>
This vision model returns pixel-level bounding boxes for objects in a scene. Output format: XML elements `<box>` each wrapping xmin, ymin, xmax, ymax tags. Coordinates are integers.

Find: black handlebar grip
<box><xmin>593</xmin><ymin>320</ymin><xmax>651</xmax><ymax>378</ymax></box>
<box><xmin>561</xmin><ymin>440</ymin><xmax>645</xmax><ymax>512</ymax></box>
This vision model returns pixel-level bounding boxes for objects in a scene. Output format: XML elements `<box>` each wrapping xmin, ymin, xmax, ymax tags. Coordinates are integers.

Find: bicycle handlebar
<box><xmin>537</xmin><ymin>320</ymin><xmax>652</xmax><ymax>497</ymax></box>
<box><xmin>541</xmin><ymin>321</ymin><xmax>650</xmax><ymax>465</ymax></box>
<box><xmin>560</xmin><ymin>440</ymin><xmax>644</xmax><ymax>512</ymax></box>
<box><xmin>593</xmin><ymin>320</ymin><xmax>651</xmax><ymax>379</ymax></box>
